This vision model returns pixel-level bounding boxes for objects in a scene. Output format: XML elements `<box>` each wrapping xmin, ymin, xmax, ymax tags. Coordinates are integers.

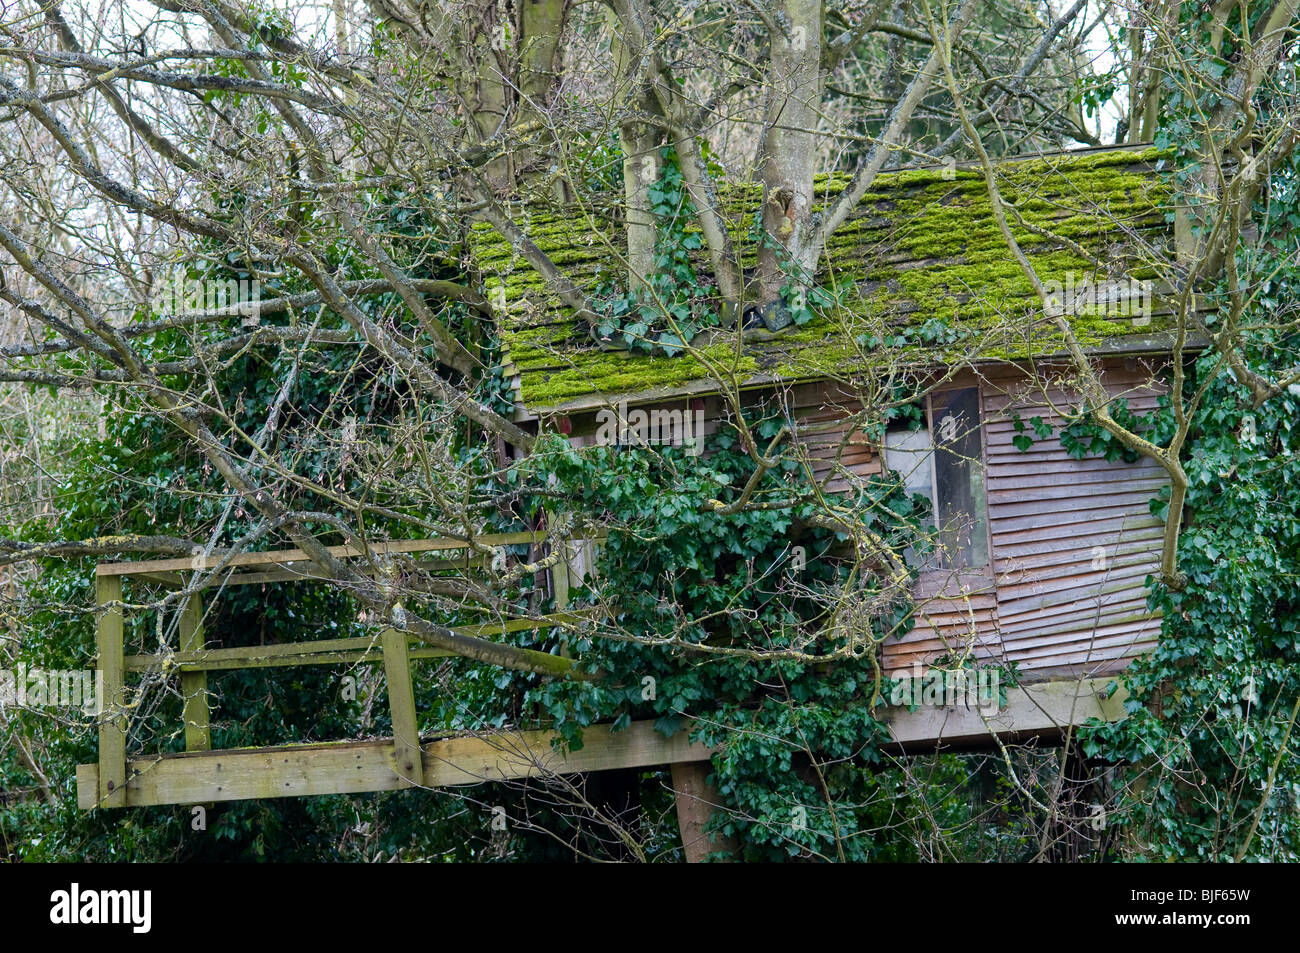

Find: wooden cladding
<box><xmin>781</xmin><ymin>381</ymin><xmax>882</xmax><ymax>493</ymax></box>
<box><xmin>889</xmin><ymin>360</ymin><xmax>1167</xmax><ymax>680</ymax></box>
<box><xmin>562</xmin><ymin>358</ymin><xmax>1169</xmax><ymax>683</ymax></box>
<box><xmin>980</xmin><ymin>361</ymin><xmax>1165</xmax><ymax>678</ymax></box>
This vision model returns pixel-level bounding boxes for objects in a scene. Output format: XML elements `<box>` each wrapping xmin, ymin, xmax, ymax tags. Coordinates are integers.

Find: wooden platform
<box><xmin>76</xmin><ymin>678</ymin><xmax>1127</xmax><ymax>809</ymax></box>
<box><xmin>79</xmin><ymin>540</ymin><xmax>1132</xmax><ymax>815</ymax></box>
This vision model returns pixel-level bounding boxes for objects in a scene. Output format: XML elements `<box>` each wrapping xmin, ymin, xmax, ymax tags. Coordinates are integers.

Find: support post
<box><xmin>551</xmin><ymin>534</ymin><xmax>572</xmax><ymax>658</ymax></box>
<box><xmin>670</xmin><ymin>761</ymin><xmax>737</xmax><ymax>863</ymax></box>
<box><xmin>95</xmin><ymin>573</ymin><xmax>127</xmax><ymax>808</ymax></box>
<box><xmin>381</xmin><ymin>628</ymin><xmax>422</xmax><ymax>786</ymax></box>
<box><xmin>179</xmin><ymin>593</ymin><xmax>210</xmax><ymax>751</ymax></box>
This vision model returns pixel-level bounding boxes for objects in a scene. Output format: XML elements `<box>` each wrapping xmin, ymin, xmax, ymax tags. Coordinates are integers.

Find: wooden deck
<box><xmin>76</xmin><ymin>678</ymin><xmax>1127</xmax><ymax>809</ymax></box>
<box><xmin>79</xmin><ymin>537</ymin><xmax>1131</xmax><ymax>812</ymax></box>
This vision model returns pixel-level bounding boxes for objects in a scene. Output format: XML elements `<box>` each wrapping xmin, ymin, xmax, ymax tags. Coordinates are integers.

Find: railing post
<box><xmin>381</xmin><ymin>628</ymin><xmax>422</xmax><ymax>786</ymax></box>
<box><xmin>549</xmin><ymin>533</ymin><xmax>576</xmax><ymax>661</ymax></box>
<box><xmin>95</xmin><ymin>572</ymin><xmax>127</xmax><ymax>808</ymax></box>
<box><xmin>179</xmin><ymin>593</ymin><xmax>210</xmax><ymax>751</ymax></box>
<box><xmin>552</xmin><ymin>538</ymin><xmax>571</xmax><ymax>612</ymax></box>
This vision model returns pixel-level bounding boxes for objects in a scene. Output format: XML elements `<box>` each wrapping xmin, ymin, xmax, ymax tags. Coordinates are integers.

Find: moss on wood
<box><xmin>471</xmin><ymin>147</ymin><xmax>1171</xmax><ymax>410</ymax></box>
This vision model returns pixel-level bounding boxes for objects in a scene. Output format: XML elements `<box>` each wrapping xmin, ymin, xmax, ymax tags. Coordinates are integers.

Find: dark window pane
<box><xmin>930</xmin><ymin>388</ymin><xmax>989</xmax><ymax>569</ymax></box>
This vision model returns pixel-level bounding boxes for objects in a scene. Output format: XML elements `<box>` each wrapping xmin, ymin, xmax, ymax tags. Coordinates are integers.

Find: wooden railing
<box><xmin>89</xmin><ymin>532</ymin><xmax>585</xmax><ymax>809</ymax></box>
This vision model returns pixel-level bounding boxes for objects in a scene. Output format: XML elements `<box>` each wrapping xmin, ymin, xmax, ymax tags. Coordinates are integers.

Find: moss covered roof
<box><xmin>471</xmin><ymin>145</ymin><xmax>1171</xmax><ymax>414</ymax></box>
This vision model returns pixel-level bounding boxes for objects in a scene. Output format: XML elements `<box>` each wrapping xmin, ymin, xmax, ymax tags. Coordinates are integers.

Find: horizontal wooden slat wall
<box><xmin>884</xmin><ymin>590</ymin><xmax>1002</xmax><ymax>672</ymax></box>
<box><xmin>880</xmin><ymin>359</ymin><xmax>1168</xmax><ymax>680</ymax></box>
<box><xmin>556</xmin><ymin>364</ymin><xmax>1168</xmax><ymax>684</ymax></box>
<box><xmin>782</xmin><ymin>381</ymin><xmax>883</xmax><ymax>492</ymax></box>
<box><xmin>981</xmin><ymin>360</ymin><xmax>1166</xmax><ymax>679</ymax></box>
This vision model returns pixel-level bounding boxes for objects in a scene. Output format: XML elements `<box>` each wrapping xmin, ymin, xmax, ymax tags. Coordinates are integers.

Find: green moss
<box><xmin>521</xmin><ymin>339</ymin><xmax>761</xmax><ymax>406</ymax></box>
<box><xmin>467</xmin><ymin>148</ymin><xmax>1172</xmax><ymax>409</ymax></box>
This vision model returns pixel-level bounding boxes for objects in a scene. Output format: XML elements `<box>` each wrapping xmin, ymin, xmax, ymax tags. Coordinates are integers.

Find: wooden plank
<box><xmin>984</xmin><ymin>395</ymin><xmax>1163</xmax><ymax>418</ymax></box>
<box><xmin>996</xmin><ymin>552</ymin><xmax>1158</xmax><ymax>591</ymax></box>
<box><xmin>1000</xmin><ymin>600</ymin><xmax>1161</xmax><ymax>637</ymax></box>
<box><xmin>906</xmin><ymin>598</ymin><xmax>1000</xmax><ymax>620</ymax></box>
<box><xmin>1014</xmin><ymin>642</ymin><xmax>1157</xmax><ymax>672</ymax></box>
<box><xmin>983</xmin><ymin>395</ymin><xmax>1162</xmax><ymax>421</ymax></box>
<box><xmin>982</xmin><ymin>387</ymin><xmax>1163</xmax><ymax>413</ymax></box>
<box><xmin>882</xmin><ymin>641</ymin><xmax>1001</xmax><ymax>668</ymax></box>
<box><xmin>986</xmin><ymin>478</ymin><xmax>1166</xmax><ymax>506</ymax></box>
<box><xmin>74</xmin><ymin>677</ymin><xmax>1134</xmax><ymax>809</ymax></box>
<box><xmin>76</xmin><ymin>720</ymin><xmax>715</xmax><ymax>808</ymax></box>
<box><xmin>78</xmin><ymin>739</ymin><xmax>404</xmax><ymax>808</ymax></box>
<box><xmin>1002</xmin><ymin>626</ymin><xmax>1160</xmax><ymax>659</ymax></box>
<box><xmin>881</xmin><ymin>677</ymin><xmax>1129</xmax><ymax>748</ymax></box>
<box><xmin>985</xmin><ymin>443</ymin><xmax>1139</xmax><ymax>463</ymax></box>
<box><xmin>992</xmin><ymin>522</ymin><xmax>1163</xmax><ymax>557</ymax></box>
<box><xmin>76</xmin><ymin>670</ymin><xmax>1133</xmax><ymax>806</ymax></box>
<box><xmin>206</xmin><ymin>554</ymin><xmax>497</xmax><ymax>588</ymax></box>
<box><xmin>993</xmin><ymin>562</ymin><xmax>1155</xmax><ymax>607</ymax></box>
<box><xmin>382</xmin><ymin>627</ymin><xmax>422</xmax><ymax>787</ymax></box>
<box><xmin>551</xmin><ymin>539</ymin><xmax>571</xmax><ymax>612</ymax></box>
<box><xmin>994</xmin><ymin>538</ymin><xmax>1161</xmax><ymax>575</ymax></box>
<box><xmin>1011</xmin><ymin>644</ymin><xmax>1156</xmax><ymax>673</ymax></box>
<box><xmin>996</xmin><ymin>572</ymin><xmax>1151</xmax><ymax>615</ymax></box>
<box><xmin>1000</xmin><ymin>609</ymin><xmax>1161</xmax><ymax>644</ymax></box>
<box><xmin>1000</xmin><ymin>605</ymin><xmax>1158</xmax><ymax>641</ymax></box>
<box><xmin>95</xmin><ymin>574</ymin><xmax>126</xmax><ymax>809</ymax></box>
<box><xmin>122</xmin><ymin>616</ymin><xmax>580</xmax><ymax>673</ymax></box>
<box><xmin>991</xmin><ymin>513</ymin><xmax>1163</xmax><ymax>546</ymax></box>
<box><xmin>96</xmin><ymin>531</ymin><xmax>548</xmax><ymax>577</ymax></box>
<box><xmin>989</xmin><ymin>492</ymin><xmax>1163</xmax><ymax>524</ymax></box>
<box><xmin>179</xmin><ymin>594</ymin><xmax>210</xmax><ymax>752</ymax></box>
<box><xmin>132</xmin><ymin>571</ymin><xmax>184</xmax><ymax>587</ymax></box>
<box><xmin>986</xmin><ymin>465</ymin><xmax>1166</xmax><ymax>492</ymax></box>
<box><xmin>911</xmin><ymin>571</ymin><xmax>998</xmax><ymax>601</ymax></box>
<box><xmin>995</xmin><ymin>571</ymin><xmax>1155</xmax><ymax>609</ymax></box>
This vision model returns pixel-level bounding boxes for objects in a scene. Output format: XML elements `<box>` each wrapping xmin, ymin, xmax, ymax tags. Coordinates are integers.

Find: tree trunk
<box><xmin>758</xmin><ymin>0</ymin><xmax>824</xmax><ymax>311</ymax></box>
<box><xmin>610</xmin><ymin>17</ymin><xmax>659</xmax><ymax>291</ymax></box>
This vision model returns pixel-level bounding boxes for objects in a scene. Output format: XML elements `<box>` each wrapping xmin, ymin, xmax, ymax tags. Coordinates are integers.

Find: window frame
<box><xmin>885</xmin><ymin>379</ymin><xmax>995</xmax><ymax>599</ymax></box>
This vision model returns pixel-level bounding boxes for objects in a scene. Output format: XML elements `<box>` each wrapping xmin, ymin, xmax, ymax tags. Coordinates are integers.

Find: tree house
<box><xmin>76</xmin><ymin>144</ymin><xmax>1191</xmax><ymax>861</ymax></box>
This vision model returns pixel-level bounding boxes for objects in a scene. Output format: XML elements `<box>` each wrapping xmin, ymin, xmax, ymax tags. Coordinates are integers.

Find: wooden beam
<box><xmin>122</xmin><ymin>616</ymin><xmax>584</xmax><ymax>673</ymax></box>
<box><xmin>95</xmin><ymin>531</ymin><xmax>547</xmax><ymax>578</ymax></box>
<box><xmin>179</xmin><ymin>594</ymin><xmax>210</xmax><ymax>752</ymax></box>
<box><xmin>551</xmin><ymin>535</ymin><xmax>574</xmax><ymax>659</ymax></box>
<box><xmin>127</xmin><ymin>642</ymin><xmax>455</xmax><ymax>673</ymax></box>
<box><xmin>880</xmin><ymin>676</ymin><xmax>1129</xmax><ymax>750</ymax></box>
<box><xmin>74</xmin><ymin>678</ymin><xmax>1129</xmax><ymax>811</ymax></box>
<box><xmin>382</xmin><ymin>628</ymin><xmax>422</xmax><ymax>787</ymax></box>
<box><xmin>94</xmin><ymin>574</ymin><xmax>126</xmax><ymax>809</ymax></box>
<box><xmin>552</xmin><ymin>539</ymin><xmax>570</xmax><ymax>612</ymax></box>
<box><xmin>131</xmin><ymin>571</ymin><xmax>184</xmax><ymax>587</ymax></box>
<box><xmin>76</xmin><ymin>720</ymin><xmax>715</xmax><ymax>808</ymax></box>
<box><xmin>184</xmin><ymin>555</ymin><xmax>498</xmax><ymax>589</ymax></box>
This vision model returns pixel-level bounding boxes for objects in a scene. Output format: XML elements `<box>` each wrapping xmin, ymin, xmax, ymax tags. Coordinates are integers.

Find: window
<box><xmin>884</xmin><ymin>387</ymin><xmax>990</xmax><ymax>571</ymax></box>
